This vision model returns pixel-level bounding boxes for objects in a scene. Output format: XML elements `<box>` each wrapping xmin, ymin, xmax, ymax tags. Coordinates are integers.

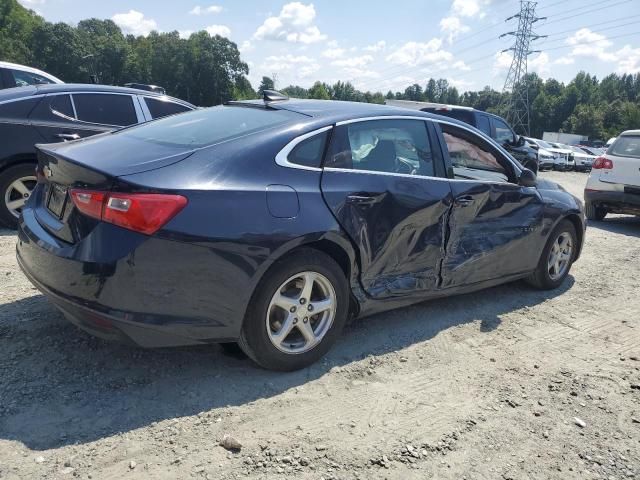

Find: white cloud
<box><xmin>529</xmin><ymin>52</ymin><xmax>551</xmax><ymax>77</ymax></box>
<box><xmin>189</xmin><ymin>5</ymin><xmax>223</xmax><ymax>15</ymax></box>
<box><xmin>205</xmin><ymin>24</ymin><xmax>231</xmax><ymax>37</ymax></box>
<box><xmin>322</xmin><ymin>47</ymin><xmax>345</xmax><ymax>59</ymax></box>
<box><xmin>493</xmin><ymin>50</ymin><xmax>512</xmax><ymax>71</ymax></box>
<box><xmin>239</xmin><ymin>40</ymin><xmax>254</xmax><ymax>53</ymax></box>
<box><xmin>363</xmin><ymin>40</ymin><xmax>386</xmax><ymax>53</ymax></box>
<box><xmin>18</xmin><ymin>0</ymin><xmax>45</xmax><ymax>5</ymax></box>
<box><xmin>452</xmin><ymin>60</ymin><xmax>471</xmax><ymax>71</ymax></box>
<box><xmin>332</xmin><ymin>55</ymin><xmax>374</xmax><ymax>68</ymax></box>
<box><xmin>616</xmin><ymin>45</ymin><xmax>640</xmax><ymax>74</ymax></box>
<box><xmin>566</xmin><ymin>28</ymin><xmax>615</xmax><ymax>62</ymax></box>
<box><xmin>439</xmin><ymin>16</ymin><xmax>470</xmax><ymax>43</ymax></box>
<box><xmin>262</xmin><ymin>54</ymin><xmax>314</xmax><ymax>71</ymax></box>
<box><xmin>178</xmin><ymin>30</ymin><xmax>194</xmax><ymax>39</ymax></box>
<box><xmin>447</xmin><ymin>77</ymin><xmax>475</xmax><ymax>90</ymax></box>
<box><xmin>452</xmin><ymin>0</ymin><xmax>483</xmax><ymax>17</ymax></box>
<box><xmin>253</xmin><ymin>2</ymin><xmax>327</xmax><ymax>44</ymax></box>
<box><xmin>386</xmin><ymin>39</ymin><xmax>452</xmax><ymax>67</ymax></box>
<box><xmin>554</xmin><ymin>56</ymin><xmax>575</xmax><ymax>65</ymax></box>
<box><xmin>299</xmin><ymin>64</ymin><xmax>321</xmax><ymax>78</ymax></box>
<box><xmin>111</xmin><ymin>10</ymin><xmax>157</xmax><ymax>36</ymax></box>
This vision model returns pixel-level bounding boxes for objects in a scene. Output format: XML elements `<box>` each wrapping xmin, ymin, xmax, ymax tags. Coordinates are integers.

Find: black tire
<box><xmin>525</xmin><ymin>219</ymin><xmax>577</xmax><ymax>290</ymax></box>
<box><xmin>0</xmin><ymin>163</ymin><xmax>37</xmax><ymax>229</ymax></box>
<box><xmin>585</xmin><ymin>202</ymin><xmax>607</xmax><ymax>221</ymax></box>
<box><xmin>238</xmin><ymin>248</ymin><xmax>349</xmax><ymax>371</ymax></box>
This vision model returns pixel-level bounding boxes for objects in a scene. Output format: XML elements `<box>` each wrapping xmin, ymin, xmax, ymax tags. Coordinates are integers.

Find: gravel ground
<box><xmin>1</xmin><ymin>171</ymin><xmax>639</xmax><ymax>480</ymax></box>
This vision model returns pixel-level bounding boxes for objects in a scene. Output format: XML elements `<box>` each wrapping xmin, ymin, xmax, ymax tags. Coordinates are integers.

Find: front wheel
<box><xmin>526</xmin><ymin>219</ymin><xmax>577</xmax><ymax>290</ymax></box>
<box><xmin>0</xmin><ymin>164</ymin><xmax>37</xmax><ymax>228</ymax></box>
<box><xmin>238</xmin><ymin>249</ymin><xmax>349</xmax><ymax>371</ymax></box>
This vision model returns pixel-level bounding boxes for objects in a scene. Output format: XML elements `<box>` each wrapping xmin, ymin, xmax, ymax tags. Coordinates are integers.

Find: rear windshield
<box><xmin>609</xmin><ymin>136</ymin><xmax>640</xmax><ymax>158</ymax></box>
<box><xmin>120</xmin><ymin>105</ymin><xmax>303</xmax><ymax>147</ymax></box>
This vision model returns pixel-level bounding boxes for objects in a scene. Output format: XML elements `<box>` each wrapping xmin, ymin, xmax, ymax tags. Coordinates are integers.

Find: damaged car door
<box><xmin>321</xmin><ymin>118</ymin><xmax>451</xmax><ymax>299</ymax></box>
<box><xmin>434</xmin><ymin>121</ymin><xmax>544</xmax><ymax>288</ymax></box>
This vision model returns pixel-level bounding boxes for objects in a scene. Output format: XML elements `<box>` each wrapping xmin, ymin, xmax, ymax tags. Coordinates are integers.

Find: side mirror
<box><xmin>515</xmin><ymin>135</ymin><xmax>525</xmax><ymax>147</ymax></box>
<box><xmin>518</xmin><ymin>168</ymin><xmax>537</xmax><ymax>187</ymax></box>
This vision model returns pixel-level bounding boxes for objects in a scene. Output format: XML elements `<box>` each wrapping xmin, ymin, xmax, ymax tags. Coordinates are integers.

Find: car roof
<box><xmin>620</xmin><ymin>130</ymin><xmax>640</xmax><ymax>136</ymax></box>
<box><xmin>0</xmin><ymin>83</ymin><xmax>195</xmax><ymax>107</ymax></box>
<box><xmin>232</xmin><ymin>98</ymin><xmax>464</xmax><ymax>125</ymax></box>
<box><xmin>0</xmin><ymin>61</ymin><xmax>64</xmax><ymax>83</ymax></box>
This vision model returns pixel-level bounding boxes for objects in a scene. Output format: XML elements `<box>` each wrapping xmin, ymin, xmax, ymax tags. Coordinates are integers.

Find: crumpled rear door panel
<box><xmin>321</xmin><ymin>170</ymin><xmax>452</xmax><ymax>299</ymax></box>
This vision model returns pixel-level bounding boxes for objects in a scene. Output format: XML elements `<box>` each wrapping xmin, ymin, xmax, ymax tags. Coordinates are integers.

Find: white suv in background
<box><xmin>584</xmin><ymin>130</ymin><xmax>640</xmax><ymax>220</ymax></box>
<box><xmin>0</xmin><ymin>61</ymin><xmax>63</xmax><ymax>90</ymax></box>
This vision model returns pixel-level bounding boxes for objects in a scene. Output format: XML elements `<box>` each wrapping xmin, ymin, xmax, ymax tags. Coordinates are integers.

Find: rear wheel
<box><xmin>585</xmin><ymin>202</ymin><xmax>607</xmax><ymax>221</ymax></box>
<box><xmin>526</xmin><ymin>219</ymin><xmax>577</xmax><ymax>290</ymax></box>
<box><xmin>0</xmin><ymin>164</ymin><xmax>37</xmax><ymax>229</ymax></box>
<box><xmin>238</xmin><ymin>249</ymin><xmax>349</xmax><ymax>371</ymax></box>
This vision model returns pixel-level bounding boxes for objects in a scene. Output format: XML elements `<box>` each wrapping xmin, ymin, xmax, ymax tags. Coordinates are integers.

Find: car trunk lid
<box><xmin>33</xmin><ymin>141</ymin><xmax>193</xmax><ymax>244</ymax></box>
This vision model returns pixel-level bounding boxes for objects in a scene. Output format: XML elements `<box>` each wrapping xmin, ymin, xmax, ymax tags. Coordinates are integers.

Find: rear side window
<box><xmin>609</xmin><ymin>136</ymin><xmax>640</xmax><ymax>158</ymax></box>
<box><xmin>144</xmin><ymin>97</ymin><xmax>191</xmax><ymax>119</ymax></box>
<box><xmin>121</xmin><ymin>105</ymin><xmax>303</xmax><ymax>148</ymax></box>
<box><xmin>326</xmin><ymin>119</ymin><xmax>435</xmax><ymax>177</ymax></box>
<box><xmin>30</xmin><ymin>94</ymin><xmax>74</xmax><ymax>120</ymax></box>
<box><xmin>288</xmin><ymin>131</ymin><xmax>329</xmax><ymax>168</ymax></box>
<box><xmin>73</xmin><ymin>93</ymin><xmax>137</xmax><ymax>126</ymax></box>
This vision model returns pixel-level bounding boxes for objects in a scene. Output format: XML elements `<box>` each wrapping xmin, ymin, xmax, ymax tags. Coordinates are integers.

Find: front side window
<box><xmin>73</xmin><ymin>93</ymin><xmax>137</xmax><ymax>126</ymax></box>
<box><xmin>10</xmin><ymin>69</ymin><xmax>54</xmax><ymax>87</ymax></box>
<box><xmin>441</xmin><ymin>124</ymin><xmax>510</xmax><ymax>183</ymax></box>
<box><xmin>326</xmin><ymin>119</ymin><xmax>434</xmax><ymax>177</ymax></box>
<box><xmin>144</xmin><ymin>97</ymin><xmax>191</xmax><ymax>119</ymax></box>
<box><xmin>492</xmin><ymin>117</ymin><xmax>515</xmax><ymax>145</ymax></box>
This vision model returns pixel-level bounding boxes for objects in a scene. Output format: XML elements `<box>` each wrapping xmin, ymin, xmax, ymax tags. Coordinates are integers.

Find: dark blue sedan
<box><xmin>16</xmin><ymin>92</ymin><xmax>585</xmax><ymax>371</ymax></box>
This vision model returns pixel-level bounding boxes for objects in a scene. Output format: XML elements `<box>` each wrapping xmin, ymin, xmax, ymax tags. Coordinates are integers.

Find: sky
<box><xmin>18</xmin><ymin>0</ymin><xmax>640</xmax><ymax>93</ymax></box>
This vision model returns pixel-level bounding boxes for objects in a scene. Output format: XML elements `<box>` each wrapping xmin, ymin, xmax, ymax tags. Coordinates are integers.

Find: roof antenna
<box><xmin>263</xmin><ymin>90</ymin><xmax>288</xmax><ymax>103</ymax></box>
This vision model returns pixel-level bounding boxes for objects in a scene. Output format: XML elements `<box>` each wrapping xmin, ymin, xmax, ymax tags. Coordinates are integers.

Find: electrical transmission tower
<box><xmin>499</xmin><ymin>0</ymin><xmax>546</xmax><ymax>135</ymax></box>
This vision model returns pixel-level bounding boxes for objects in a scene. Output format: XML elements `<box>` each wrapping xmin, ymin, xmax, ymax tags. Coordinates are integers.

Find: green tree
<box><xmin>308</xmin><ymin>81</ymin><xmax>330</xmax><ymax>100</ymax></box>
<box><xmin>258</xmin><ymin>76</ymin><xmax>275</xmax><ymax>95</ymax></box>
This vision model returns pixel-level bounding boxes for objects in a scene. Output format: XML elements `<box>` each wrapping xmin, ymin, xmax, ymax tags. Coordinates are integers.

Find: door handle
<box><xmin>347</xmin><ymin>193</ymin><xmax>377</xmax><ymax>205</ymax></box>
<box><xmin>455</xmin><ymin>195</ymin><xmax>475</xmax><ymax>207</ymax></box>
<box><xmin>55</xmin><ymin>133</ymin><xmax>80</xmax><ymax>141</ymax></box>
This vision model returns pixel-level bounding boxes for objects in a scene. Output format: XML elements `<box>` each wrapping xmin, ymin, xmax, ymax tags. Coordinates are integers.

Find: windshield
<box><xmin>120</xmin><ymin>105</ymin><xmax>303</xmax><ymax>148</ymax></box>
<box><xmin>570</xmin><ymin>146</ymin><xmax>585</xmax><ymax>153</ymax></box>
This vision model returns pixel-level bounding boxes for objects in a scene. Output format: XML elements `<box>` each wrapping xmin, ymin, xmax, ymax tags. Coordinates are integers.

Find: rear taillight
<box><xmin>70</xmin><ymin>189</ymin><xmax>187</xmax><ymax>235</ymax></box>
<box><xmin>592</xmin><ymin>156</ymin><xmax>613</xmax><ymax>169</ymax></box>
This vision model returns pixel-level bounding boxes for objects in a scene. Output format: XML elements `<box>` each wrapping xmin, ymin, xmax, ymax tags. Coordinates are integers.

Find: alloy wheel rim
<box><xmin>266</xmin><ymin>271</ymin><xmax>337</xmax><ymax>354</ymax></box>
<box><xmin>548</xmin><ymin>232</ymin><xmax>573</xmax><ymax>281</ymax></box>
<box><xmin>4</xmin><ymin>176</ymin><xmax>37</xmax><ymax>218</ymax></box>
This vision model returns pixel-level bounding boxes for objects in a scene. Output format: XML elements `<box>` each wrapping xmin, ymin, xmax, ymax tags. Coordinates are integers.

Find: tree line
<box><xmin>2</xmin><ymin>0</ymin><xmax>639</xmax><ymax>140</ymax></box>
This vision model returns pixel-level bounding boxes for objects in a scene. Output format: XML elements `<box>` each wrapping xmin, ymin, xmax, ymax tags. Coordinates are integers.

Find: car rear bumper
<box><xmin>16</xmin><ymin>208</ymin><xmax>247</xmax><ymax>347</ymax></box>
<box><xmin>584</xmin><ymin>188</ymin><xmax>640</xmax><ymax>215</ymax></box>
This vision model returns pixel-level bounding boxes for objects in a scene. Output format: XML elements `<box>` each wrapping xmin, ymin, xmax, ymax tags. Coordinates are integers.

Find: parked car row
<box><xmin>0</xmin><ymin>83</ymin><xmax>195</xmax><ymax>227</ymax></box>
